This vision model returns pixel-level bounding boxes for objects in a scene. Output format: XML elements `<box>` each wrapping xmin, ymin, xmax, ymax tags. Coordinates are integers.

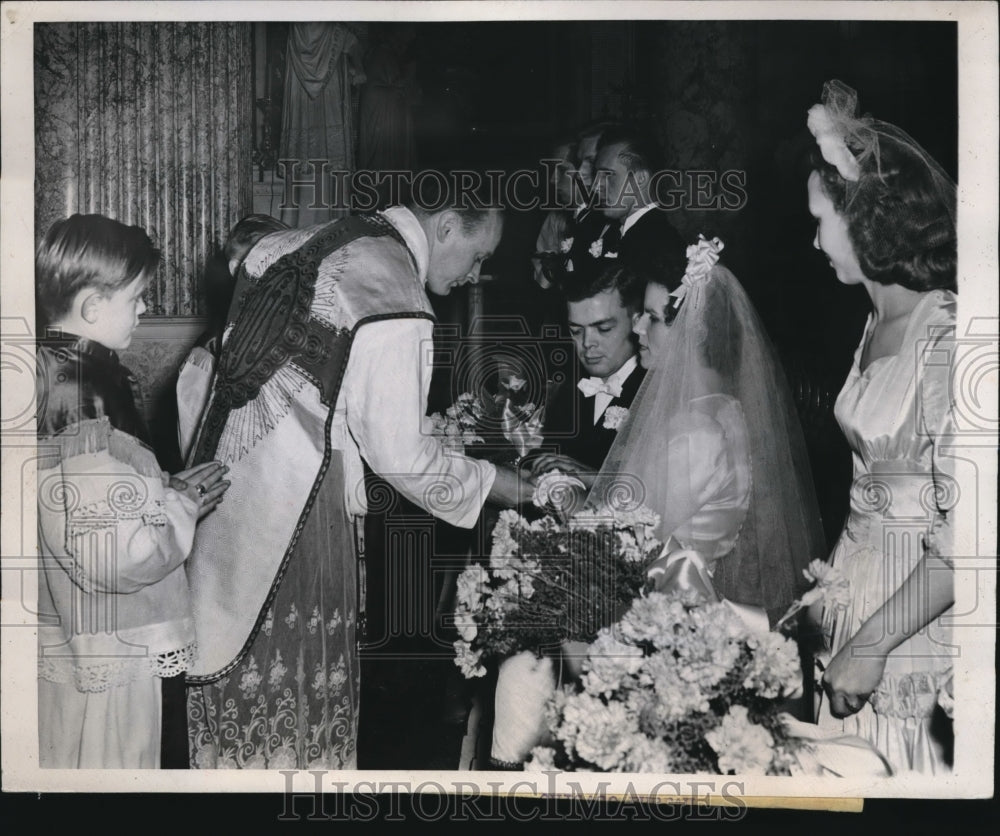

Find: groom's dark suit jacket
<box><xmin>541</xmin><ymin>360</ymin><xmax>646</xmax><ymax>472</ymax></box>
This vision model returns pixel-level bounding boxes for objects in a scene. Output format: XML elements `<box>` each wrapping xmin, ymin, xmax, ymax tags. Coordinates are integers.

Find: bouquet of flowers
<box><xmin>522</xmin><ymin>558</ymin><xmax>862</xmax><ymax>775</ymax></box>
<box><xmin>774</xmin><ymin>558</ymin><xmax>851</xmax><ymax>633</ymax></box>
<box><xmin>433</xmin><ymin>374</ymin><xmax>548</xmax><ymax>463</ymax></box>
<box><xmin>524</xmin><ymin>591</ymin><xmax>807</xmax><ymax>774</ymax></box>
<box><xmin>452</xmin><ymin>504</ymin><xmax>662</xmax><ymax>679</ymax></box>
<box><xmin>427</xmin><ymin>392</ymin><xmax>486</xmax><ymax>454</ymax></box>
<box><xmin>486</xmin><ymin>374</ymin><xmax>546</xmax><ymax>461</ymax></box>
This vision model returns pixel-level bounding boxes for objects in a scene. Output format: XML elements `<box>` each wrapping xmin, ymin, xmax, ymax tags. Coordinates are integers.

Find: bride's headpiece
<box><xmin>669</xmin><ymin>234</ymin><xmax>725</xmax><ymax>310</ymax></box>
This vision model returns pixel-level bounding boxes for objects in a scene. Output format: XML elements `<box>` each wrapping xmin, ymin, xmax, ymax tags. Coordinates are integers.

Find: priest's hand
<box><xmin>487</xmin><ymin>464</ymin><xmax>536</xmax><ymax>508</ymax></box>
<box><xmin>527</xmin><ymin>453</ymin><xmax>596</xmax><ymax>489</ymax></box>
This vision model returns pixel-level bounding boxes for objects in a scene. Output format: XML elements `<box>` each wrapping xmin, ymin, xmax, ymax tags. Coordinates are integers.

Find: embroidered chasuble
<box><xmin>185</xmin><ymin>211</ymin><xmax>492</xmax><ymax>769</ymax></box>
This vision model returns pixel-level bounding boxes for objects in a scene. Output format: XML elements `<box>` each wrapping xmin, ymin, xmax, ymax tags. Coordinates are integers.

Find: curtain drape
<box><xmin>35</xmin><ymin>22</ymin><xmax>253</xmax><ymax>316</ymax></box>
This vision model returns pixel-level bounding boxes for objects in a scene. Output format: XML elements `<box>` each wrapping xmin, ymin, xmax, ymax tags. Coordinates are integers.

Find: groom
<box><xmin>489</xmin><ymin>261</ymin><xmax>647</xmax><ymax>769</ymax></box>
<box><xmin>536</xmin><ymin>262</ymin><xmax>647</xmax><ymax>473</ymax></box>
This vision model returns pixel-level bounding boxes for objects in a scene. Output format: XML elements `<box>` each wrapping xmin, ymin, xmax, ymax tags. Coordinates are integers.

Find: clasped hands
<box><xmin>520</xmin><ymin>452</ymin><xmax>593</xmax><ymax>519</ymax></box>
<box><xmin>523</xmin><ymin>452</ymin><xmax>594</xmax><ymax>487</ymax></box>
<box><xmin>820</xmin><ymin>640</ymin><xmax>887</xmax><ymax>719</ymax></box>
<box><xmin>168</xmin><ymin>461</ymin><xmax>231</xmax><ymax>519</ymax></box>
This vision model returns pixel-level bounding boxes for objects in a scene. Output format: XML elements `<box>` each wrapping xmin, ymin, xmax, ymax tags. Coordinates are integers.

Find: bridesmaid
<box><xmin>805</xmin><ymin>81</ymin><xmax>958</xmax><ymax>773</ymax></box>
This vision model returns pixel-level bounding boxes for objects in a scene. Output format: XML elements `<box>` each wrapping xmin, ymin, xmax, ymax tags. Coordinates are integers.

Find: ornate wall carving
<box><xmin>641</xmin><ymin>22</ymin><xmax>752</xmax><ymax>266</ymax></box>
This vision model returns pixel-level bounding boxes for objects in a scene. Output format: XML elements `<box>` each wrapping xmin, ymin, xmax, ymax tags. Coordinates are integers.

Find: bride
<box><xmin>593</xmin><ymin>237</ymin><xmax>826</xmax><ymax>625</ymax></box>
<box><xmin>489</xmin><ymin>237</ymin><xmax>827</xmax><ymax>769</ymax></box>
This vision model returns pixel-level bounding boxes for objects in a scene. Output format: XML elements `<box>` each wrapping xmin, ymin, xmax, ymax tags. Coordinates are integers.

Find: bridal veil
<box><xmin>589</xmin><ymin>258</ymin><xmax>827</xmax><ymax>625</ymax></box>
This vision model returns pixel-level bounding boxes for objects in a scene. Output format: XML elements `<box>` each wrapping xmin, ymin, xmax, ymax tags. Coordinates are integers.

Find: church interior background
<box><xmin>33</xmin><ymin>17</ymin><xmax>958</xmax><ymax>769</ymax></box>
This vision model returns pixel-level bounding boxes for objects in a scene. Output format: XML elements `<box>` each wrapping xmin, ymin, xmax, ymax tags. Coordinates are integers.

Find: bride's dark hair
<box><xmin>647</xmin><ymin>274</ymin><xmax>683</xmax><ymax>326</ymax></box>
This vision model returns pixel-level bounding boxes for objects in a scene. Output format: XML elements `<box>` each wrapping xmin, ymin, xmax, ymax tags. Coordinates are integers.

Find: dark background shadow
<box><xmin>344</xmin><ymin>18</ymin><xmax>959</xmax><ymax>770</ymax></box>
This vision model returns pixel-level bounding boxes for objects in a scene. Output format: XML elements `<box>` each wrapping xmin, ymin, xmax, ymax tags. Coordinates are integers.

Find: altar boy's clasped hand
<box><xmin>170</xmin><ymin>461</ymin><xmax>231</xmax><ymax>519</ymax></box>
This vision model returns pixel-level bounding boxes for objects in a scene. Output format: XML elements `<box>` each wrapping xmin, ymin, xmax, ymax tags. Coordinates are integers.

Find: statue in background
<box><xmin>359</xmin><ymin>23</ymin><xmax>419</xmax><ymax>205</ymax></box>
<box><xmin>279</xmin><ymin>23</ymin><xmax>365</xmax><ymax>227</ymax></box>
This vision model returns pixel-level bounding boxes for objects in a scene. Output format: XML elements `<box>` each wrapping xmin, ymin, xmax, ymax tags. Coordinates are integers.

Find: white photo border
<box><xmin>1</xmin><ymin>0</ymin><xmax>996</xmax><ymax>802</ymax></box>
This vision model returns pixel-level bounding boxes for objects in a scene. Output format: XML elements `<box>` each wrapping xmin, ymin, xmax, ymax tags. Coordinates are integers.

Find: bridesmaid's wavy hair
<box><xmin>811</xmin><ymin>143</ymin><xmax>957</xmax><ymax>292</ymax></box>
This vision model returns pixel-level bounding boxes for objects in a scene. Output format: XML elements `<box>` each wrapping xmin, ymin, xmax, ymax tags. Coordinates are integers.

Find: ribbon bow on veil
<box><xmin>669</xmin><ymin>235</ymin><xmax>725</xmax><ymax>309</ymax></box>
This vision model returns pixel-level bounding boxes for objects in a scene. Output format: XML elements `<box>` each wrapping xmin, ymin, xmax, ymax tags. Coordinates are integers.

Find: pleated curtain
<box><xmin>35</xmin><ymin>22</ymin><xmax>253</xmax><ymax>316</ymax></box>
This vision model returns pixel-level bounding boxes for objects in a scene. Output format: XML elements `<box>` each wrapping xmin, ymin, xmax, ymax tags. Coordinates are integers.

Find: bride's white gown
<box><xmin>654</xmin><ymin>393</ymin><xmax>751</xmax><ymax>563</ymax></box>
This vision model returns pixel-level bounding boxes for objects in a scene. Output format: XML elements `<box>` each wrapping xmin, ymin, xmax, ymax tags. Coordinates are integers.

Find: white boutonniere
<box><xmin>559</xmin><ymin>237</ymin><xmax>574</xmax><ymax>253</ymax></box>
<box><xmin>588</xmin><ymin>238</ymin><xmax>619</xmax><ymax>259</ymax></box>
<box><xmin>602</xmin><ymin>406</ymin><xmax>629</xmax><ymax>430</ymax></box>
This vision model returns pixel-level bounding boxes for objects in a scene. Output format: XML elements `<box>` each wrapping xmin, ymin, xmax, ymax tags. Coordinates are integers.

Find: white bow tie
<box><xmin>578</xmin><ymin>377</ymin><xmax>623</xmax><ymax>398</ymax></box>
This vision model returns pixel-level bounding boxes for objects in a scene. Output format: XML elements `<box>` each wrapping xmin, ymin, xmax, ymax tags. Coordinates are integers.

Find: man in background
<box><xmin>588</xmin><ymin>123</ymin><xmax>687</xmax><ymax>286</ymax></box>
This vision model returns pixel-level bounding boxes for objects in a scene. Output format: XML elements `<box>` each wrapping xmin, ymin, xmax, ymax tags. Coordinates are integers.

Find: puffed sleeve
<box><xmin>918</xmin><ymin>298</ymin><xmax>958</xmax><ymax>567</ymax></box>
<box><xmin>661</xmin><ymin>420</ymin><xmax>729</xmax><ymax>539</ymax></box>
<box><xmin>343</xmin><ymin>318</ymin><xmax>497</xmax><ymax>528</ymax></box>
<box><xmin>661</xmin><ymin>399</ymin><xmax>752</xmax><ymax>564</ymax></box>
<box><xmin>37</xmin><ymin>419</ymin><xmax>200</xmax><ymax>594</ymax></box>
